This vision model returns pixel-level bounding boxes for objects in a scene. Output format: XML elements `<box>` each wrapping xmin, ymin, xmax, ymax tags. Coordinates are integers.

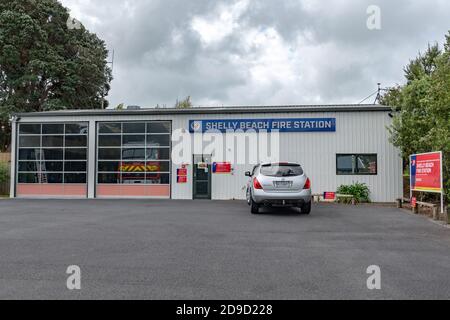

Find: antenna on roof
<box><xmin>357</xmin><ymin>83</ymin><xmax>389</xmax><ymax>105</ymax></box>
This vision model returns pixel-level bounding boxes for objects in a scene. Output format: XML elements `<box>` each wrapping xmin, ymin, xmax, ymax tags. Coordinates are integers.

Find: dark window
<box><xmin>42</xmin><ymin>161</ymin><xmax>63</xmax><ymax>172</ymax></box>
<box><xmin>146</xmin><ymin>148</ymin><xmax>170</xmax><ymax>160</ymax></box>
<box><xmin>19</xmin><ymin>149</ymin><xmax>41</xmax><ymax>161</ymax></box>
<box><xmin>98</xmin><ymin>148</ymin><xmax>121</xmax><ymax>160</ymax></box>
<box><xmin>19</xmin><ymin>136</ymin><xmax>41</xmax><ymax>148</ymax></box>
<box><xmin>42</xmin><ymin>136</ymin><xmax>64</xmax><ymax>147</ymax></box>
<box><xmin>98</xmin><ymin>173</ymin><xmax>120</xmax><ymax>184</ymax></box>
<box><xmin>45</xmin><ymin>173</ymin><xmax>63</xmax><ymax>183</ymax></box>
<box><xmin>65</xmin><ymin>148</ymin><xmax>87</xmax><ymax>160</ymax></box>
<box><xmin>123</xmin><ymin>135</ymin><xmax>145</xmax><ymax>146</ymax></box>
<box><xmin>151</xmin><ymin>173</ymin><xmax>170</xmax><ymax>184</ymax></box>
<box><xmin>19</xmin><ymin>124</ymin><xmax>41</xmax><ymax>135</ymax></box>
<box><xmin>147</xmin><ymin>134</ymin><xmax>170</xmax><ymax>146</ymax></box>
<box><xmin>65</xmin><ymin>135</ymin><xmax>87</xmax><ymax>147</ymax></box>
<box><xmin>17</xmin><ymin>122</ymin><xmax>88</xmax><ymax>186</ymax></box>
<box><xmin>122</xmin><ymin>148</ymin><xmax>145</xmax><ymax>160</ymax></box>
<box><xmin>42</xmin><ymin>124</ymin><xmax>64</xmax><ymax>134</ymax></box>
<box><xmin>64</xmin><ymin>162</ymin><xmax>87</xmax><ymax>172</ymax></box>
<box><xmin>121</xmin><ymin>173</ymin><xmax>145</xmax><ymax>183</ymax></box>
<box><xmin>336</xmin><ymin>154</ymin><xmax>377</xmax><ymax>175</ymax></box>
<box><xmin>98</xmin><ymin>161</ymin><xmax>121</xmax><ymax>172</ymax></box>
<box><xmin>337</xmin><ymin>155</ymin><xmax>354</xmax><ymax>174</ymax></box>
<box><xmin>97</xmin><ymin>121</ymin><xmax>172</xmax><ymax>186</ymax></box>
<box><xmin>98</xmin><ymin>135</ymin><xmax>121</xmax><ymax>147</ymax></box>
<box><xmin>64</xmin><ymin>173</ymin><xmax>86</xmax><ymax>184</ymax></box>
<box><xmin>123</xmin><ymin>122</ymin><xmax>145</xmax><ymax>134</ymax></box>
<box><xmin>18</xmin><ymin>161</ymin><xmax>39</xmax><ymax>172</ymax></box>
<box><xmin>260</xmin><ymin>163</ymin><xmax>304</xmax><ymax>177</ymax></box>
<box><xmin>147</xmin><ymin>122</ymin><xmax>171</xmax><ymax>134</ymax></box>
<box><xmin>42</xmin><ymin>149</ymin><xmax>64</xmax><ymax>160</ymax></box>
<box><xmin>99</xmin><ymin>123</ymin><xmax>121</xmax><ymax>134</ymax></box>
<box><xmin>18</xmin><ymin>173</ymin><xmax>39</xmax><ymax>183</ymax></box>
<box><xmin>65</xmin><ymin>123</ymin><xmax>88</xmax><ymax>134</ymax></box>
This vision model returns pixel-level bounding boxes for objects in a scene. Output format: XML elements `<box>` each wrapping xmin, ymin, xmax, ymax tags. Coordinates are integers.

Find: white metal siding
<box><xmin>11</xmin><ymin>110</ymin><xmax>403</xmax><ymax>202</ymax></box>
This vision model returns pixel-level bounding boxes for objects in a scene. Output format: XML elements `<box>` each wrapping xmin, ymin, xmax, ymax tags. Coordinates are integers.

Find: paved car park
<box><xmin>0</xmin><ymin>199</ymin><xmax>449</xmax><ymax>300</ymax></box>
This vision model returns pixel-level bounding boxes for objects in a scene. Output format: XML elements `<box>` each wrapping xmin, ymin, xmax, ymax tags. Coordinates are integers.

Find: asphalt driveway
<box><xmin>0</xmin><ymin>199</ymin><xmax>449</xmax><ymax>300</ymax></box>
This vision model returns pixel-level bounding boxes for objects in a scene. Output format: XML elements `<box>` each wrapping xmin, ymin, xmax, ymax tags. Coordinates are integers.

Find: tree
<box><xmin>175</xmin><ymin>96</ymin><xmax>193</xmax><ymax>109</ymax></box>
<box><xmin>381</xmin><ymin>32</ymin><xmax>450</xmax><ymax>202</ymax></box>
<box><xmin>0</xmin><ymin>0</ymin><xmax>112</xmax><ymax>151</ymax></box>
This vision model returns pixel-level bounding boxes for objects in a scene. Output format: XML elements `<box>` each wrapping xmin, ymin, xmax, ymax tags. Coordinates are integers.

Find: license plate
<box><xmin>274</xmin><ymin>181</ymin><xmax>293</xmax><ymax>188</ymax></box>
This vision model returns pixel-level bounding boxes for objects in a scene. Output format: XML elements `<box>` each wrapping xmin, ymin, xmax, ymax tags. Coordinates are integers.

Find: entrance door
<box><xmin>193</xmin><ymin>155</ymin><xmax>212</xmax><ymax>199</ymax></box>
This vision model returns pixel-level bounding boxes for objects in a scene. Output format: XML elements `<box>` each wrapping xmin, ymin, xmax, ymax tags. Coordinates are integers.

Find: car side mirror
<box><xmin>245</xmin><ymin>171</ymin><xmax>251</xmax><ymax>177</ymax></box>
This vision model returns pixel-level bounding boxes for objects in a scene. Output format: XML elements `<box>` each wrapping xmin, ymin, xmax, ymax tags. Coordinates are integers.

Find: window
<box><xmin>97</xmin><ymin>121</ymin><xmax>171</xmax><ymax>185</ymax></box>
<box><xmin>260</xmin><ymin>163</ymin><xmax>304</xmax><ymax>177</ymax></box>
<box><xmin>17</xmin><ymin>123</ymin><xmax>88</xmax><ymax>184</ymax></box>
<box><xmin>336</xmin><ymin>154</ymin><xmax>377</xmax><ymax>175</ymax></box>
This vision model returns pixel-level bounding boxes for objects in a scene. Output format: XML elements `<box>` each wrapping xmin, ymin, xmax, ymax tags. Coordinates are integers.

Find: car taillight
<box><xmin>253</xmin><ymin>178</ymin><xmax>263</xmax><ymax>189</ymax></box>
<box><xmin>303</xmin><ymin>178</ymin><xmax>311</xmax><ymax>189</ymax></box>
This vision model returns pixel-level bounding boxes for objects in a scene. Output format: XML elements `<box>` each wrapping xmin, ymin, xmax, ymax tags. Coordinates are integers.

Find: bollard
<box><xmin>351</xmin><ymin>198</ymin><xmax>356</xmax><ymax>206</ymax></box>
<box><xmin>447</xmin><ymin>207</ymin><xmax>450</xmax><ymax>225</ymax></box>
<box><xmin>432</xmin><ymin>206</ymin><xmax>439</xmax><ymax>221</ymax></box>
<box><xmin>396</xmin><ymin>198</ymin><xmax>402</xmax><ymax>208</ymax></box>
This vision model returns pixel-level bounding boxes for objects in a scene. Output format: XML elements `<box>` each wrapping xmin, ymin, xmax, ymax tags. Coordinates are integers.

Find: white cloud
<box><xmin>191</xmin><ymin>0</ymin><xmax>249</xmax><ymax>46</ymax></box>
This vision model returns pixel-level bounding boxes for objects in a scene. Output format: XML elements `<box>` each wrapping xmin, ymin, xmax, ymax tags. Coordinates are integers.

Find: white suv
<box><xmin>245</xmin><ymin>162</ymin><xmax>312</xmax><ymax>215</ymax></box>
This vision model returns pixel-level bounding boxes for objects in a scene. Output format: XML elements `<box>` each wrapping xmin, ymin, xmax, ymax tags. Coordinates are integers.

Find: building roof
<box><xmin>14</xmin><ymin>104</ymin><xmax>391</xmax><ymax>118</ymax></box>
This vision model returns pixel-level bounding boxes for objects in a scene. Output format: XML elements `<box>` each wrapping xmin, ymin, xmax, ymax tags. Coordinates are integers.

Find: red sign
<box><xmin>410</xmin><ymin>152</ymin><xmax>443</xmax><ymax>193</ymax></box>
<box><xmin>177</xmin><ymin>168</ymin><xmax>187</xmax><ymax>176</ymax></box>
<box><xmin>323</xmin><ymin>192</ymin><xmax>336</xmax><ymax>200</ymax></box>
<box><xmin>213</xmin><ymin>162</ymin><xmax>232</xmax><ymax>174</ymax></box>
<box><xmin>411</xmin><ymin>197</ymin><xmax>417</xmax><ymax>208</ymax></box>
<box><xmin>177</xmin><ymin>176</ymin><xmax>187</xmax><ymax>183</ymax></box>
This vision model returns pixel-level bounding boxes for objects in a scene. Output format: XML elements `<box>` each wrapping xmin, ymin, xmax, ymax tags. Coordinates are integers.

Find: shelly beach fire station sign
<box><xmin>410</xmin><ymin>151</ymin><xmax>444</xmax><ymax>214</ymax></box>
<box><xmin>189</xmin><ymin>118</ymin><xmax>336</xmax><ymax>133</ymax></box>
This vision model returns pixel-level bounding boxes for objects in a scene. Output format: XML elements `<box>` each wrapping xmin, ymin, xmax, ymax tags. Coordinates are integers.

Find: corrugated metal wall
<box><xmin>11</xmin><ymin>110</ymin><xmax>403</xmax><ymax>202</ymax></box>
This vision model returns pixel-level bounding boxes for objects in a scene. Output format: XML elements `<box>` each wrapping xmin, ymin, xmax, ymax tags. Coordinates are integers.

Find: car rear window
<box><xmin>260</xmin><ymin>164</ymin><xmax>304</xmax><ymax>177</ymax></box>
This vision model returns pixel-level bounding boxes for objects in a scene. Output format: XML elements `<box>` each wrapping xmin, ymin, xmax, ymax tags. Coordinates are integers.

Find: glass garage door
<box><xmin>16</xmin><ymin>123</ymin><xmax>88</xmax><ymax>197</ymax></box>
<box><xmin>96</xmin><ymin>121</ymin><xmax>171</xmax><ymax>198</ymax></box>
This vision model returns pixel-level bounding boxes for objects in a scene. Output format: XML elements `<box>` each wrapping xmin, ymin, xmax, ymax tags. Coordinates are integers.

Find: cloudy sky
<box><xmin>60</xmin><ymin>0</ymin><xmax>450</xmax><ymax>108</ymax></box>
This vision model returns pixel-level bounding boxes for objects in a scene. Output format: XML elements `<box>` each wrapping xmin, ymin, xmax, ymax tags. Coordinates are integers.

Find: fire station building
<box><xmin>9</xmin><ymin>104</ymin><xmax>403</xmax><ymax>202</ymax></box>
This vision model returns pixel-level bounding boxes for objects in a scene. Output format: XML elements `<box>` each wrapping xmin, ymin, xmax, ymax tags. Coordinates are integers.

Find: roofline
<box><xmin>13</xmin><ymin>104</ymin><xmax>392</xmax><ymax>118</ymax></box>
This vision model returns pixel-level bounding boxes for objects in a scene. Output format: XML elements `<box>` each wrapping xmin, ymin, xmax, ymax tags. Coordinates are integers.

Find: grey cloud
<box><xmin>61</xmin><ymin>0</ymin><xmax>450</xmax><ymax>107</ymax></box>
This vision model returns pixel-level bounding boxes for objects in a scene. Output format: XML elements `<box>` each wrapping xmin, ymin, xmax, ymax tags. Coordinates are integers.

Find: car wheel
<box><xmin>302</xmin><ymin>201</ymin><xmax>312</xmax><ymax>215</ymax></box>
<box><xmin>250</xmin><ymin>198</ymin><xmax>260</xmax><ymax>214</ymax></box>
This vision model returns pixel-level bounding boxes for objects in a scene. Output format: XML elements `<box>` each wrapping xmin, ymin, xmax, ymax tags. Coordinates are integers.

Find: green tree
<box><xmin>175</xmin><ymin>96</ymin><xmax>193</xmax><ymax>109</ymax></box>
<box><xmin>0</xmin><ymin>0</ymin><xmax>112</xmax><ymax>151</ymax></box>
<box><xmin>381</xmin><ymin>32</ymin><xmax>450</xmax><ymax>202</ymax></box>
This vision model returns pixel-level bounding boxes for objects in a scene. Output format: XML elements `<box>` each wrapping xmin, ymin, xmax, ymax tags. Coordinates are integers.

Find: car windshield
<box><xmin>260</xmin><ymin>164</ymin><xmax>303</xmax><ymax>177</ymax></box>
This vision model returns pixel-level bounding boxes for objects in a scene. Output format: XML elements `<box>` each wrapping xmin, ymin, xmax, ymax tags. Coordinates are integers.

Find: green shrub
<box><xmin>337</xmin><ymin>182</ymin><xmax>371</xmax><ymax>203</ymax></box>
<box><xmin>0</xmin><ymin>162</ymin><xmax>9</xmax><ymax>184</ymax></box>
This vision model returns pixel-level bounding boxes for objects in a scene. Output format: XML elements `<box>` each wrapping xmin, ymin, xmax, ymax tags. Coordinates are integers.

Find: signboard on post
<box><xmin>323</xmin><ymin>192</ymin><xmax>336</xmax><ymax>200</ymax></box>
<box><xmin>410</xmin><ymin>151</ymin><xmax>444</xmax><ymax>213</ymax></box>
<box><xmin>213</xmin><ymin>162</ymin><xmax>232</xmax><ymax>174</ymax></box>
